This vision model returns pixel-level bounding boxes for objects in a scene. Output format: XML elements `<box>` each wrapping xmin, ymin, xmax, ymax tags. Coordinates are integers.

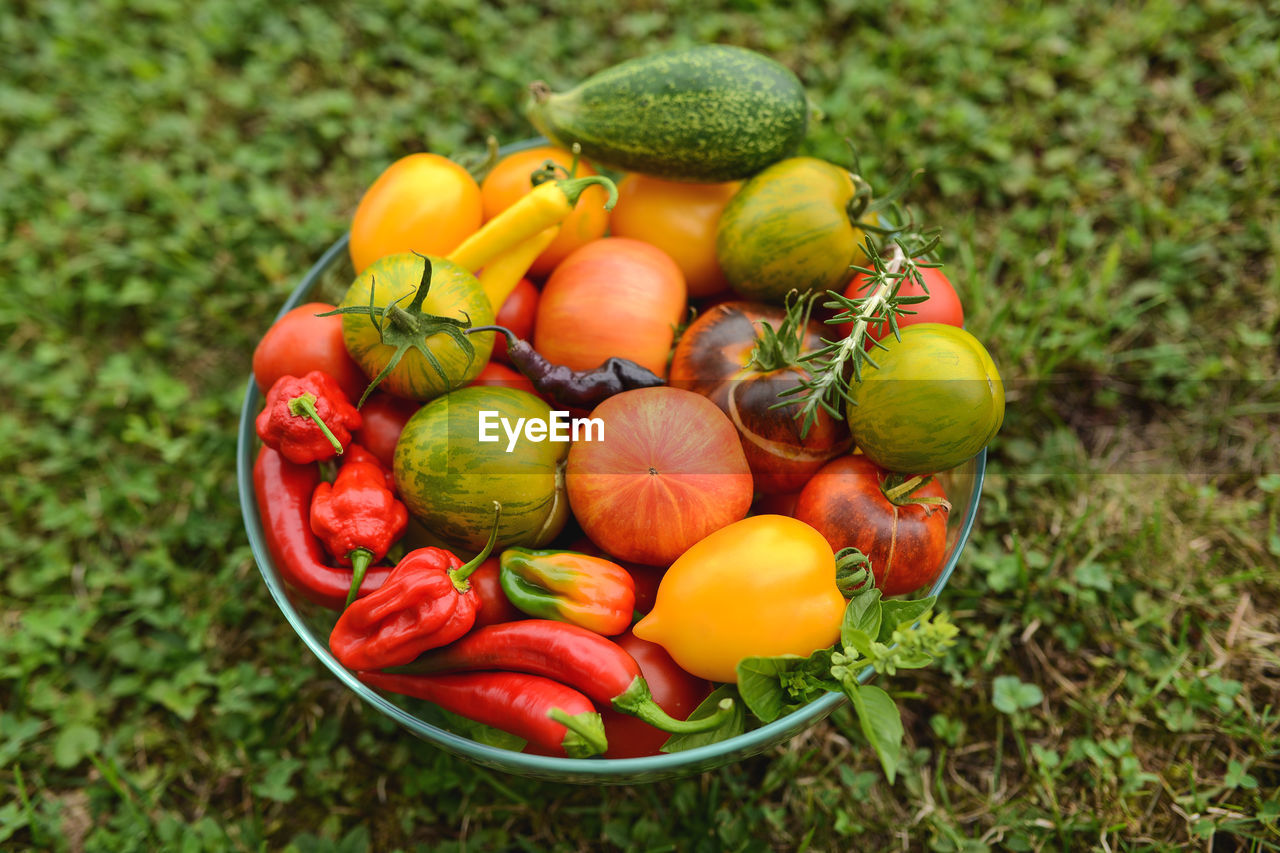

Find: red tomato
<box><xmin>601</xmin><ymin>631</ymin><xmax>714</xmax><ymax>759</ymax></box>
<box><xmin>353</xmin><ymin>392</ymin><xmax>420</xmax><ymax>470</ymax></box>
<box><xmin>470</xmin><ymin>557</ymin><xmax>524</xmax><ymax>630</ymax></box>
<box><xmin>752</xmin><ymin>490</ymin><xmax>801</xmax><ymax>518</ymax></box>
<box><xmin>566</xmin><ymin>387</ymin><xmax>753</xmax><ymax>566</ymax></box>
<box><xmin>609</xmin><ymin>174</ymin><xmax>740</xmax><ymax>298</ymax></box>
<box><xmin>534</xmin><ymin>238</ymin><xmax>687</xmax><ymax>377</ymax></box>
<box><xmin>480</xmin><ymin>147</ymin><xmax>610</xmax><ymax>278</ymax></box>
<box><xmin>349</xmin><ymin>153</ymin><xmax>482</xmax><ymax>274</ymax></box>
<box><xmin>793</xmin><ymin>454</ymin><xmax>950</xmax><ymax>598</ymax></box>
<box><xmin>669</xmin><ymin>301</ymin><xmax>851</xmax><ymax>494</ymax></box>
<box><xmin>837</xmin><ymin>266</ymin><xmax>964</xmax><ymax>344</ymax></box>
<box><xmin>253</xmin><ymin>302</ymin><xmax>367</xmax><ymax>404</ymax></box>
<box><xmin>492</xmin><ymin>277</ymin><xmax>538</xmax><ymax>365</ymax></box>
<box><xmin>467</xmin><ymin>361</ymin><xmax>539</xmax><ymax>396</ymax></box>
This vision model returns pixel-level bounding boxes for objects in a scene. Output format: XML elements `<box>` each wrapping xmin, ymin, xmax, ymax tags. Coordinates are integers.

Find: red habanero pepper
<box><xmin>329</xmin><ymin>504</ymin><xmax>501</xmax><ymax>671</ymax></box>
<box><xmin>358</xmin><ymin>670</ymin><xmax>608</xmax><ymax>758</ymax></box>
<box><xmin>256</xmin><ymin>371</ymin><xmax>362</xmax><ymax>464</ymax></box>
<box><xmin>499</xmin><ymin>548</ymin><xmax>635</xmax><ymax>636</ymax></box>
<box><xmin>310</xmin><ymin>457</ymin><xmax>409</xmax><ymax>608</ymax></box>
<box><xmin>252</xmin><ymin>446</ymin><xmax>392</xmax><ymax>610</ymax></box>
<box><xmin>340</xmin><ymin>443</ymin><xmax>396</xmax><ymax>492</ymax></box>
<box><xmin>393</xmin><ymin>619</ymin><xmax>735</xmax><ymax>734</ymax></box>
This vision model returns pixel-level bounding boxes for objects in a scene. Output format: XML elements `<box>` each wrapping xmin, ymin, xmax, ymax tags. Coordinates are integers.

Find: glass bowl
<box><xmin>237</xmin><ymin>217</ymin><xmax>986</xmax><ymax>787</ymax></box>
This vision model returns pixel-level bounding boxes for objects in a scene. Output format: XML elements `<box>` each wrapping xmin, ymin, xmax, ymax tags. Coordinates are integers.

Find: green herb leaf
<box><xmin>736</xmin><ymin>650</ymin><xmax>837</xmax><ymax>723</ymax></box>
<box><xmin>877</xmin><ymin>595</ymin><xmax>936</xmax><ymax>643</ymax></box>
<box><xmin>661</xmin><ymin>685</ymin><xmax>745</xmax><ymax>754</ymax></box>
<box><xmin>992</xmin><ymin>676</ymin><xmax>1044</xmax><ymax>715</ymax></box>
<box><xmin>847</xmin><ymin>683</ymin><xmax>904</xmax><ymax>784</ymax></box>
<box><xmin>842</xmin><ymin>587</ymin><xmax>883</xmax><ymax>652</ymax></box>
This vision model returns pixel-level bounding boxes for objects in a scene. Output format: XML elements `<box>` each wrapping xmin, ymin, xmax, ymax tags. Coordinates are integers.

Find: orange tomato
<box><xmin>534</xmin><ymin>237</ymin><xmax>687</xmax><ymax>377</ymax></box>
<box><xmin>479</xmin><ymin>146</ymin><xmax>610</xmax><ymax>278</ymax></box>
<box><xmin>609</xmin><ymin>175</ymin><xmax>741</xmax><ymax>298</ymax></box>
<box><xmin>349</xmin><ymin>154</ymin><xmax>482</xmax><ymax>274</ymax></box>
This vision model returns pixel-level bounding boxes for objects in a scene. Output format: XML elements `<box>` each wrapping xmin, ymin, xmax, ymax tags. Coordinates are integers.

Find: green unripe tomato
<box><xmin>716</xmin><ymin>156</ymin><xmax>876</xmax><ymax>303</ymax></box>
<box><xmin>846</xmin><ymin>323</ymin><xmax>1004</xmax><ymax>473</ymax></box>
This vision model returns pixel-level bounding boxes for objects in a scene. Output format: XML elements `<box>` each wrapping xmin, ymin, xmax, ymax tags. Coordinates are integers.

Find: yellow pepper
<box><xmin>633</xmin><ymin>515</ymin><xmax>846</xmax><ymax>683</ymax></box>
<box><xmin>447</xmin><ymin>175</ymin><xmax>618</xmax><ymax>274</ymax></box>
<box><xmin>476</xmin><ymin>226</ymin><xmax>558</xmax><ymax>311</ymax></box>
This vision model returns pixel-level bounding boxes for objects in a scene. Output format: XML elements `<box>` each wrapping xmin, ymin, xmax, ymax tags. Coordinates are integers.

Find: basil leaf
<box><xmin>660</xmin><ymin>685</ymin><xmax>745</xmax><ymax>753</ymax></box>
<box><xmin>847</xmin><ymin>683</ymin><xmax>904</xmax><ymax>784</ymax></box>
<box><xmin>841</xmin><ymin>587</ymin><xmax>882</xmax><ymax>651</ymax></box>
<box><xmin>434</xmin><ymin>706</ymin><xmax>526</xmax><ymax>752</ymax></box>
<box><xmin>877</xmin><ymin>595</ymin><xmax>937</xmax><ymax>643</ymax></box>
<box><xmin>736</xmin><ymin>649</ymin><xmax>841</xmax><ymax>724</ymax></box>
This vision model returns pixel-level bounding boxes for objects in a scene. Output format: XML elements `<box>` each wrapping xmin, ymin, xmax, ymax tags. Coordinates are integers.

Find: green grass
<box><xmin>2</xmin><ymin>0</ymin><xmax>1278</xmax><ymax>850</ymax></box>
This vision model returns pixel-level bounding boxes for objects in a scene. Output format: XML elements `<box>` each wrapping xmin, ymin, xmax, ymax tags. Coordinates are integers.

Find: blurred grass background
<box><xmin>2</xmin><ymin>0</ymin><xmax>1277</xmax><ymax>850</ymax></box>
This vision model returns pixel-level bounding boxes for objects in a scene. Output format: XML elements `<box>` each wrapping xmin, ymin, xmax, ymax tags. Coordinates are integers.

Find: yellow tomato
<box><xmin>479</xmin><ymin>146</ymin><xmax>610</xmax><ymax>278</ymax></box>
<box><xmin>349</xmin><ymin>153</ymin><xmax>483</xmax><ymax>275</ymax></box>
<box><xmin>633</xmin><ymin>515</ymin><xmax>846</xmax><ymax>682</ymax></box>
<box><xmin>609</xmin><ymin>174</ymin><xmax>741</xmax><ymax>298</ymax></box>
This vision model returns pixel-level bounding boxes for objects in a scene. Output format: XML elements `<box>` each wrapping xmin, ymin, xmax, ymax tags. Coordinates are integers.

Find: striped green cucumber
<box><xmin>393</xmin><ymin>386</ymin><xmax>569</xmax><ymax>552</ymax></box>
<box><xmin>846</xmin><ymin>324</ymin><xmax>1004</xmax><ymax>474</ymax></box>
<box><xmin>526</xmin><ymin>45</ymin><xmax>809</xmax><ymax>182</ymax></box>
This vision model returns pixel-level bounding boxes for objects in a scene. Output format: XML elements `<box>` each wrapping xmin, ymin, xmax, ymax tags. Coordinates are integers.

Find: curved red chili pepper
<box><xmin>253</xmin><ymin>446</ymin><xmax>391</xmax><ymax>610</ymax></box>
<box><xmin>392</xmin><ymin>619</ymin><xmax>734</xmax><ymax>734</ymax></box>
<box><xmin>358</xmin><ymin>670</ymin><xmax>608</xmax><ymax>758</ymax></box>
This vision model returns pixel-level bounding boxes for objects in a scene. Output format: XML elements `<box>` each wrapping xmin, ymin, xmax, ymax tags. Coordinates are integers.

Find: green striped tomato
<box><xmin>339</xmin><ymin>253</ymin><xmax>494</xmax><ymax>402</ymax></box>
<box><xmin>716</xmin><ymin>157</ymin><xmax>876</xmax><ymax>303</ymax></box>
<box><xmin>393</xmin><ymin>386</ymin><xmax>569</xmax><ymax>553</ymax></box>
<box><xmin>846</xmin><ymin>324</ymin><xmax>1004</xmax><ymax>473</ymax></box>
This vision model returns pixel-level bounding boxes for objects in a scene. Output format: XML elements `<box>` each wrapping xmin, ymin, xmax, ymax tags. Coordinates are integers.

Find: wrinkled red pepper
<box><xmin>342</xmin><ymin>443</ymin><xmax>396</xmax><ymax>492</ymax></box>
<box><xmin>359</xmin><ymin>670</ymin><xmax>608</xmax><ymax>758</ymax></box>
<box><xmin>498</xmin><ymin>548</ymin><xmax>636</xmax><ymax>636</ymax></box>
<box><xmin>256</xmin><ymin>371</ymin><xmax>361</xmax><ymax>464</ymax></box>
<box><xmin>253</xmin><ymin>446</ymin><xmax>392</xmax><ymax>610</ymax></box>
<box><xmin>329</xmin><ymin>504</ymin><xmax>501</xmax><ymax>671</ymax></box>
<box><xmin>310</xmin><ymin>454</ymin><xmax>409</xmax><ymax>607</ymax></box>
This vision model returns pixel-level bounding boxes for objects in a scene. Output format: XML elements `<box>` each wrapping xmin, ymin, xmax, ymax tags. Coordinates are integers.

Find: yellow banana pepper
<box><xmin>448</xmin><ymin>175</ymin><xmax>617</xmax><ymax>274</ymax></box>
<box><xmin>633</xmin><ymin>515</ymin><xmax>846</xmax><ymax>683</ymax></box>
<box><xmin>476</xmin><ymin>226</ymin><xmax>558</xmax><ymax>311</ymax></box>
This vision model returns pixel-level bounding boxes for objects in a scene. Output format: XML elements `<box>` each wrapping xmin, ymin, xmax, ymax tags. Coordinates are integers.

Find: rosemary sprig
<box><xmin>776</xmin><ymin>229</ymin><xmax>944</xmax><ymax>437</ymax></box>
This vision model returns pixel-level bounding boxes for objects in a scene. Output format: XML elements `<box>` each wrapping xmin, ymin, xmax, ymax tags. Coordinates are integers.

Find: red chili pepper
<box><xmin>498</xmin><ymin>548</ymin><xmax>636</xmax><ymax>636</ymax></box>
<box><xmin>358</xmin><ymin>670</ymin><xmax>608</xmax><ymax>758</ymax></box>
<box><xmin>310</xmin><ymin>456</ymin><xmax>409</xmax><ymax>608</ymax></box>
<box><xmin>328</xmin><ymin>504</ymin><xmax>501</xmax><ymax>671</ymax></box>
<box><xmin>255</xmin><ymin>371</ymin><xmax>362</xmax><ymax>464</ymax></box>
<box><xmin>252</xmin><ymin>446</ymin><xmax>392</xmax><ymax>610</ymax></box>
<box><xmin>393</xmin><ymin>619</ymin><xmax>735</xmax><ymax>734</ymax></box>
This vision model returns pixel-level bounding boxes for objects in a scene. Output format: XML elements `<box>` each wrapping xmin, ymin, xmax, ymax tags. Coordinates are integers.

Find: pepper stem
<box><xmin>448</xmin><ymin>502</ymin><xmax>502</xmax><ymax>592</ymax></box>
<box><xmin>557</xmin><ymin>174</ymin><xmax>619</xmax><ymax>212</ymax></box>
<box><xmin>466</xmin><ymin>324</ymin><xmax>518</xmax><ymax>347</ymax></box>
<box><xmin>344</xmin><ymin>548</ymin><xmax>374</xmax><ymax>608</ymax></box>
<box><xmin>287</xmin><ymin>392</ymin><xmax>344</xmax><ymax>456</ymax></box>
<box><xmin>613</xmin><ymin>678</ymin><xmax>737</xmax><ymax>734</ymax></box>
<box><xmin>547</xmin><ymin>708</ymin><xmax>609</xmax><ymax>758</ymax></box>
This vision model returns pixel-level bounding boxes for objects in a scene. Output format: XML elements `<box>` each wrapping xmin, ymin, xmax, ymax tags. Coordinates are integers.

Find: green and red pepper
<box><xmin>499</xmin><ymin>548</ymin><xmax>635</xmax><ymax>636</ymax></box>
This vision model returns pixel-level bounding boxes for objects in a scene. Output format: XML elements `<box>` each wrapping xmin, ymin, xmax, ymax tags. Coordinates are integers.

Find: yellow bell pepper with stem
<box><xmin>633</xmin><ymin>515</ymin><xmax>847</xmax><ymax>683</ymax></box>
<box><xmin>476</xmin><ymin>227</ymin><xmax>558</xmax><ymax>311</ymax></box>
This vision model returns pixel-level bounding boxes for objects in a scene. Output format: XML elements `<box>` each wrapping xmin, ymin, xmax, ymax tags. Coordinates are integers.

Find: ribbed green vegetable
<box><xmin>526</xmin><ymin>45</ymin><xmax>809</xmax><ymax>182</ymax></box>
